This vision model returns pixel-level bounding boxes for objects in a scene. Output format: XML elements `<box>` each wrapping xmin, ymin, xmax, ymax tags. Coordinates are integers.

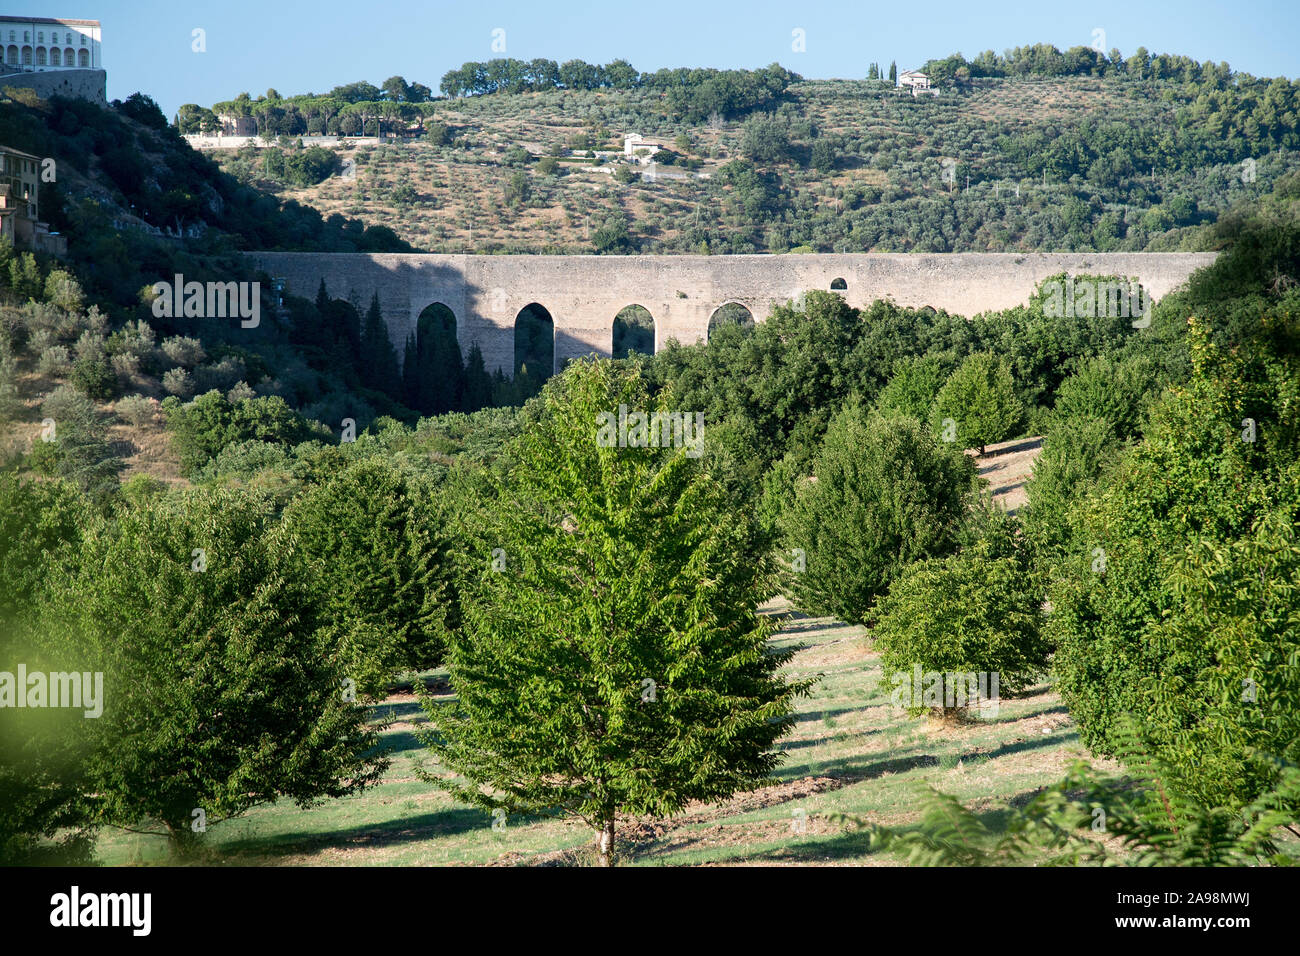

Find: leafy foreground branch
<box><xmin>844</xmin><ymin>741</ymin><xmax>1300</xmax><ymax>867</ymax></box>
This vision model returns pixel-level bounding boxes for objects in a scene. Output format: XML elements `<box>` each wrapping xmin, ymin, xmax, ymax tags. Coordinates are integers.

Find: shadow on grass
<box><xmin>961</xmin><ymin>732</ymin><xmax>1075</xmax><ymax>763</ymax></box>
<box><xmin>791</xmin><ymin>704</ymin><xmax>876</xmax><ymax>725</ymax></box>
<box><xmin>371</xmin><ymin>700</ymin><xmax>429</xmax><ymax>723</ymax></box>
<box><xmin>781</xmin><ymin>728</ymin><xmax>883</xmax><ymax>751</ymax></box>
<box><xmin>212</xmin><ymin>806</ymin><xmax>500</xmax><ymax>862</ymax></box>
<box><xmin>980</xmin><ymin>703</ymin><xmax>1071</xmax><ymax>726</ymax></box>
<box><xmin>374</xmin><ymin>729</ymin><xmax>430</xmax><ymax>757</ymax></box>
<box><xmin>636</xmin><ymin>823</ymin><xmax>879</xmax><ymax>865</ymax></box>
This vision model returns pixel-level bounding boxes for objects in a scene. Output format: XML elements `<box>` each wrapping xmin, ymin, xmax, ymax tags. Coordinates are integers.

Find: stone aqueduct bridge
<box><xmin>244</xmin><ymin>252</ymin><xmax>1219</xmax><ymax>374</ymax></box>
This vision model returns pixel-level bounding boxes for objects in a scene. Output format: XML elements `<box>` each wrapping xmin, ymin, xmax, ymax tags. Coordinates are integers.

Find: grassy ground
<box><xmin>91</xmin><ymin>591</ymin><xmax>1112</xmax><ymax>867</ymax></box>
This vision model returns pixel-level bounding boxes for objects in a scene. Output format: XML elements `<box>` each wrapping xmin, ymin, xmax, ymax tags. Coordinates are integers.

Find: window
<box><xmin>37</xmin><ymin>33</ymin><xmax>43</xmax><ymax>43</ymax></box>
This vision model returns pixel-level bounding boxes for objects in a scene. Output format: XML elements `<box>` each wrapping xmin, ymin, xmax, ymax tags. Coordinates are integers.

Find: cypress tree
<box><xmin>461</xmin><ymin>344</ymin><xmax>493</xmax><ymax>412</ymax></box>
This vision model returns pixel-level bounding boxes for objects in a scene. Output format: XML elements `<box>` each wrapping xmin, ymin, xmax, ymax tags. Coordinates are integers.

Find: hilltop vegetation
<box><xmin>192</xmin><ymin>45</ymin><xmax>1300</xmax><ymax>255</ymax></box>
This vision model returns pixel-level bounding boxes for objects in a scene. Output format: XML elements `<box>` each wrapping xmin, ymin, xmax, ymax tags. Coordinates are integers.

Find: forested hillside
<box><xmin>192</xmin><ymin>46</ymin><xmax>1300</xmax><ymax>254</ymax></box>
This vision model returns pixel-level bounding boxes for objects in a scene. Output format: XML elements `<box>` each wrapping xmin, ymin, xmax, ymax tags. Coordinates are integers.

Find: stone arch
<box><xmin>830</xmin><ymin>277</ymin><xmax>847</xmax><ymax>290</ymax></box>
<box><xmin>35</xmin><ymin>47</ymin><xmax>46</xmax><ymax>67</ymax></box>
<box><xmin>409</xmin><ymin>302</ymin><xmax>462</xmax><ymax>416</ymax></box>
<box><xmin>707</xmin><ymin>301</ymin><xmax>755</xmax><ymax>340</ymax></box>
<box><xmin>21</xmin><ymin>46</ymin><xmax>31</xmax><ymax>66</ymax></box>
<box><xmin>65</xmin><ymin>47</ymin><xmax>75</xmax><ymax>66</ymax></box>
<box><xmin>612</xmin><ymin>304</ymin><xmax>655</xmax><ymax>358</ymax></box>
<box><xmin>5</xmin><ymin>46</ymin><xmax>16</xmax><ymax>66</ymax></box>
<box><xmin>514</xmin><ymin>302</ymin><xmax>555</xmax><ymax>380</ymax></box>
<box><xmin>418</xmin><ymin>301</ymin><xmax>457</xmax><ymax>340</ymax></box>
<box><xmin>49</xmin><ymin>47</ymin><xmax>60</xmax><ymax>66</ymax></box>
<box><xmin>78</xmin><ymin>48</ymin><xmax>88</xmax><ymax>67</ymax></box>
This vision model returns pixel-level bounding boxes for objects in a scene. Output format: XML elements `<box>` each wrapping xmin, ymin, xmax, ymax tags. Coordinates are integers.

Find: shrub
<box><xmin>162</xmin><ymin>367</ymin><xmax>196</xmax><ymax>399</ymax></box>
<box><xmin>780</xmin><ymin>405</ymin><xmax>976</xmax><ymax>621</ymax></box>
<box><xmin>42</xmin><ymin>384</ymin><xmax>96</xmax><ymax>427</ymax></box>
<box><xmin>278</xmin><ymin>459</ymin><xmax>458</xmax><ymax>695</ymax></box>
<box><xmin>192</xmin><ymin>356</ymin><xmax>246</xmax><ymax>394</ymax></box>
<box><xmin>163</xmin><ymin>390</ymin><xmax>316</xmax><ymax>475</ymax></box>
<box><xmin>115</xmin><ymin>394</ymin><xmax>157</xmax><ymax>428</ymax></box>
<box><xmin>869</xmin><ymin>538</ymin><xmax>1049</xmax><ymax>718</ymax></box>
<box><xmin>932</xmin><ymin>351</ymin><xmax>1024</xmax><ymax>454</ymax></box>
<box><xmin>73</xmin><ymin>330</ymin><xmax>104</xmax><ymax>364</ymax></box>
<box><xmin>161</xmin><ymin>336</ymin><xmax>206</xmax><ymax>368</ymax></box>
<box><xmin>110</xmin><ymin>352</ymin><xmax>140</xmax><ymax>388</ymax></box>
<box><xmin>37</xmin><ymin>345</ymin><xmax>72</xmax><ymax>377</ymax></box>
<box><xmin>70</xmin><ymin>356</ymin><xmax>116</xmax><ymax>402</ymax></box>
<box><xmin>226</xmin><ymin>381</ymin><xmax>256</xmax><ymax>402</ymax></box>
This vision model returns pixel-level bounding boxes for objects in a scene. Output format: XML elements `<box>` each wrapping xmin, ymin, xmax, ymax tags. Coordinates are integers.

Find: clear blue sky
<box><xmin>17</xmin><ymin>0</ymin><xmax>1300</xmax><ymax>117</ymax></box>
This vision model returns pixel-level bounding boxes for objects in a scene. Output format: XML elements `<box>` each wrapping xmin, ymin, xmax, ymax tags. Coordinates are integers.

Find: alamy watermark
<box><xmin>596</xmin><ymin>405</ymin><xmax>705</xmax><ymax>458</ymax></box>
<box><xmin>150</xmin><ymin>274</ymin><xmax>260</xmax><ymax>328</ymax></box>
<box><xmin>0</xmin><ymin>664</ymin><xmax>104</xmax><ymax>718</ymax></box>
<box><xmin>1042</xmin><ymin>277</ymin><xmax>1150</xmax><ymax>327</ymax></box>
<box><xmin>887</xmin><ymin>664</ymin><xmax>1000</xmax><ymax>718</ymax></box>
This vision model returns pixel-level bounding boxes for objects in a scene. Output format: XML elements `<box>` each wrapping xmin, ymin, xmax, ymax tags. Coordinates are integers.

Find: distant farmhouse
<box><xmin>624</xmin><ymin>133</ymin><xmax>671</xmax><ymax>165</ymax></box>
<box><xmin>0</xmin><ymin>16</ymin><xmax>105</xmax><ymax>104</ymax></box>
<box><xmin>897</xmin><ymin>69</ymin><xmax>938</xmax><ymax>96</ymax></box>
<box><xmin>0</xmin><ymin>144</ymin><xmax>66</xmax><ymax>256</ymax></box>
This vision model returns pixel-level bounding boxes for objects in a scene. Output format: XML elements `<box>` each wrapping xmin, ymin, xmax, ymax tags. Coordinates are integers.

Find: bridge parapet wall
<box><xmin>244</xmin><ymin>252</ymin><xmax>1219</xmax><ymax>375</ymax></box>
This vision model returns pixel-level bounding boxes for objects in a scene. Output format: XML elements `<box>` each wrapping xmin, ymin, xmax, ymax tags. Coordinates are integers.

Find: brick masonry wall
<box><xmin>245</xmin><ymin>251</ymin><xmax>1219</xmax><ymax>375</ymax></box>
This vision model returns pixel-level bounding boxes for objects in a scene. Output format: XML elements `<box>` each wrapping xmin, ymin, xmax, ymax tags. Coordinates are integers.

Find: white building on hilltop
<box><xmin>0</xmin><ymin>16</ymin><xmax>101</xmax><ymax>71</ymax></box>
<box><xmin>897</xmin><ymin>70</ymin><xmax>930</xmax><ymax>90</ymax></box>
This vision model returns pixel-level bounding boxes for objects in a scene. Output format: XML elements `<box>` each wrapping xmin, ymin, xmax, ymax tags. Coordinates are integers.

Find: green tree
<box><xmin>874</xmin><ymin>354</ymin><xmax>950</xmax><ymax>422</ymax></box>
<box><xmin>418</xmin><ymin>360</ymin><xmax>812</xmax><ymax>865</ymax></box>
<box><xmin>1051</xmin><ymin>355</ymin><xmax>1155</xmax><ymax>440</ymax></box>
<box><xmin>932</xmin><ymin>351</ymin><xmax>1024</xmax><ymax>454</ymax></box>
<box><xmin>504</xmin><ymin>169</ymin><xmax>530</xmax><ymax>206</ymax></box>
<box><xmin>360</xmin><ymin>292</ymin><xmax>401</xmax><ymax>398</ymax></box>
<box><xmin>29</xmin><ymin>387</ymin><xmax>123</xmax><ymax>502</ymax></box>
<box><xmin>278</xmin><ymin>459</ymin><xmax>458</xmax><ymax>696</ymax></box>
<box><xmin>1050</xmin><ymin>320</ymin><xmax>1300</xmax><ymax>811</ymax></box>
<box><xmin>780</xmin><ymin>405</ymin><xmax>976</xmax><ymax>622</ymax></box>
<box><xmin>461</xmin><ymin>344</ymin><xmax>493</xmax><ymax>412</ymax></box>
<box><xmin>1022</xmin><ymin>414</ymin><xmax>1121</xmax><ymax>568</ymax></box>
<box><xmin>0</xmin><ymin>474</ymin><xmax>95</xmax><ymax>865</ymax></box>
<box><xmin>162</xmin><ymin>391</ymin><xmax>316</xmax><ymax>475</ymax></box>
<box><xmin>869</xmin><ymin>536</ymin><xmax>1049</xmax><ymax>719</ymax></box>
<box><xmin>38</xmin><ymin>487</ymin><xmax>387</xmax><ymax>851</ymax></box>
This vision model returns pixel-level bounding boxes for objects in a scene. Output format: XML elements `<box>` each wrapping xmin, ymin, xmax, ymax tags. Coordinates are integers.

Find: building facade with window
<box><xmin>0</xmin><ymin>16</ymin><xmax>101</xmax><ymax>72</ymax></box>
<box><xmin>0</xmin><ymin>144</ymin><xmax>65</xmax><ymax>255</ymax></box>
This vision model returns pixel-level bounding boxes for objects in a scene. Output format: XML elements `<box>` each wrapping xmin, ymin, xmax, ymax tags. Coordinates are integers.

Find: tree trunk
<box><xmin>597</xmin><ymin>818</ymin><xmax>615</xmax><ymax>867</ymax></box>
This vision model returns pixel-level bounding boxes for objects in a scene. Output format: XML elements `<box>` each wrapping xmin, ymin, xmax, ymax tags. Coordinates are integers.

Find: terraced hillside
<box><xmin>210</xmin><ymin>73</ymin><xmax>1300</xmax><ymax>255</ymax></box>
